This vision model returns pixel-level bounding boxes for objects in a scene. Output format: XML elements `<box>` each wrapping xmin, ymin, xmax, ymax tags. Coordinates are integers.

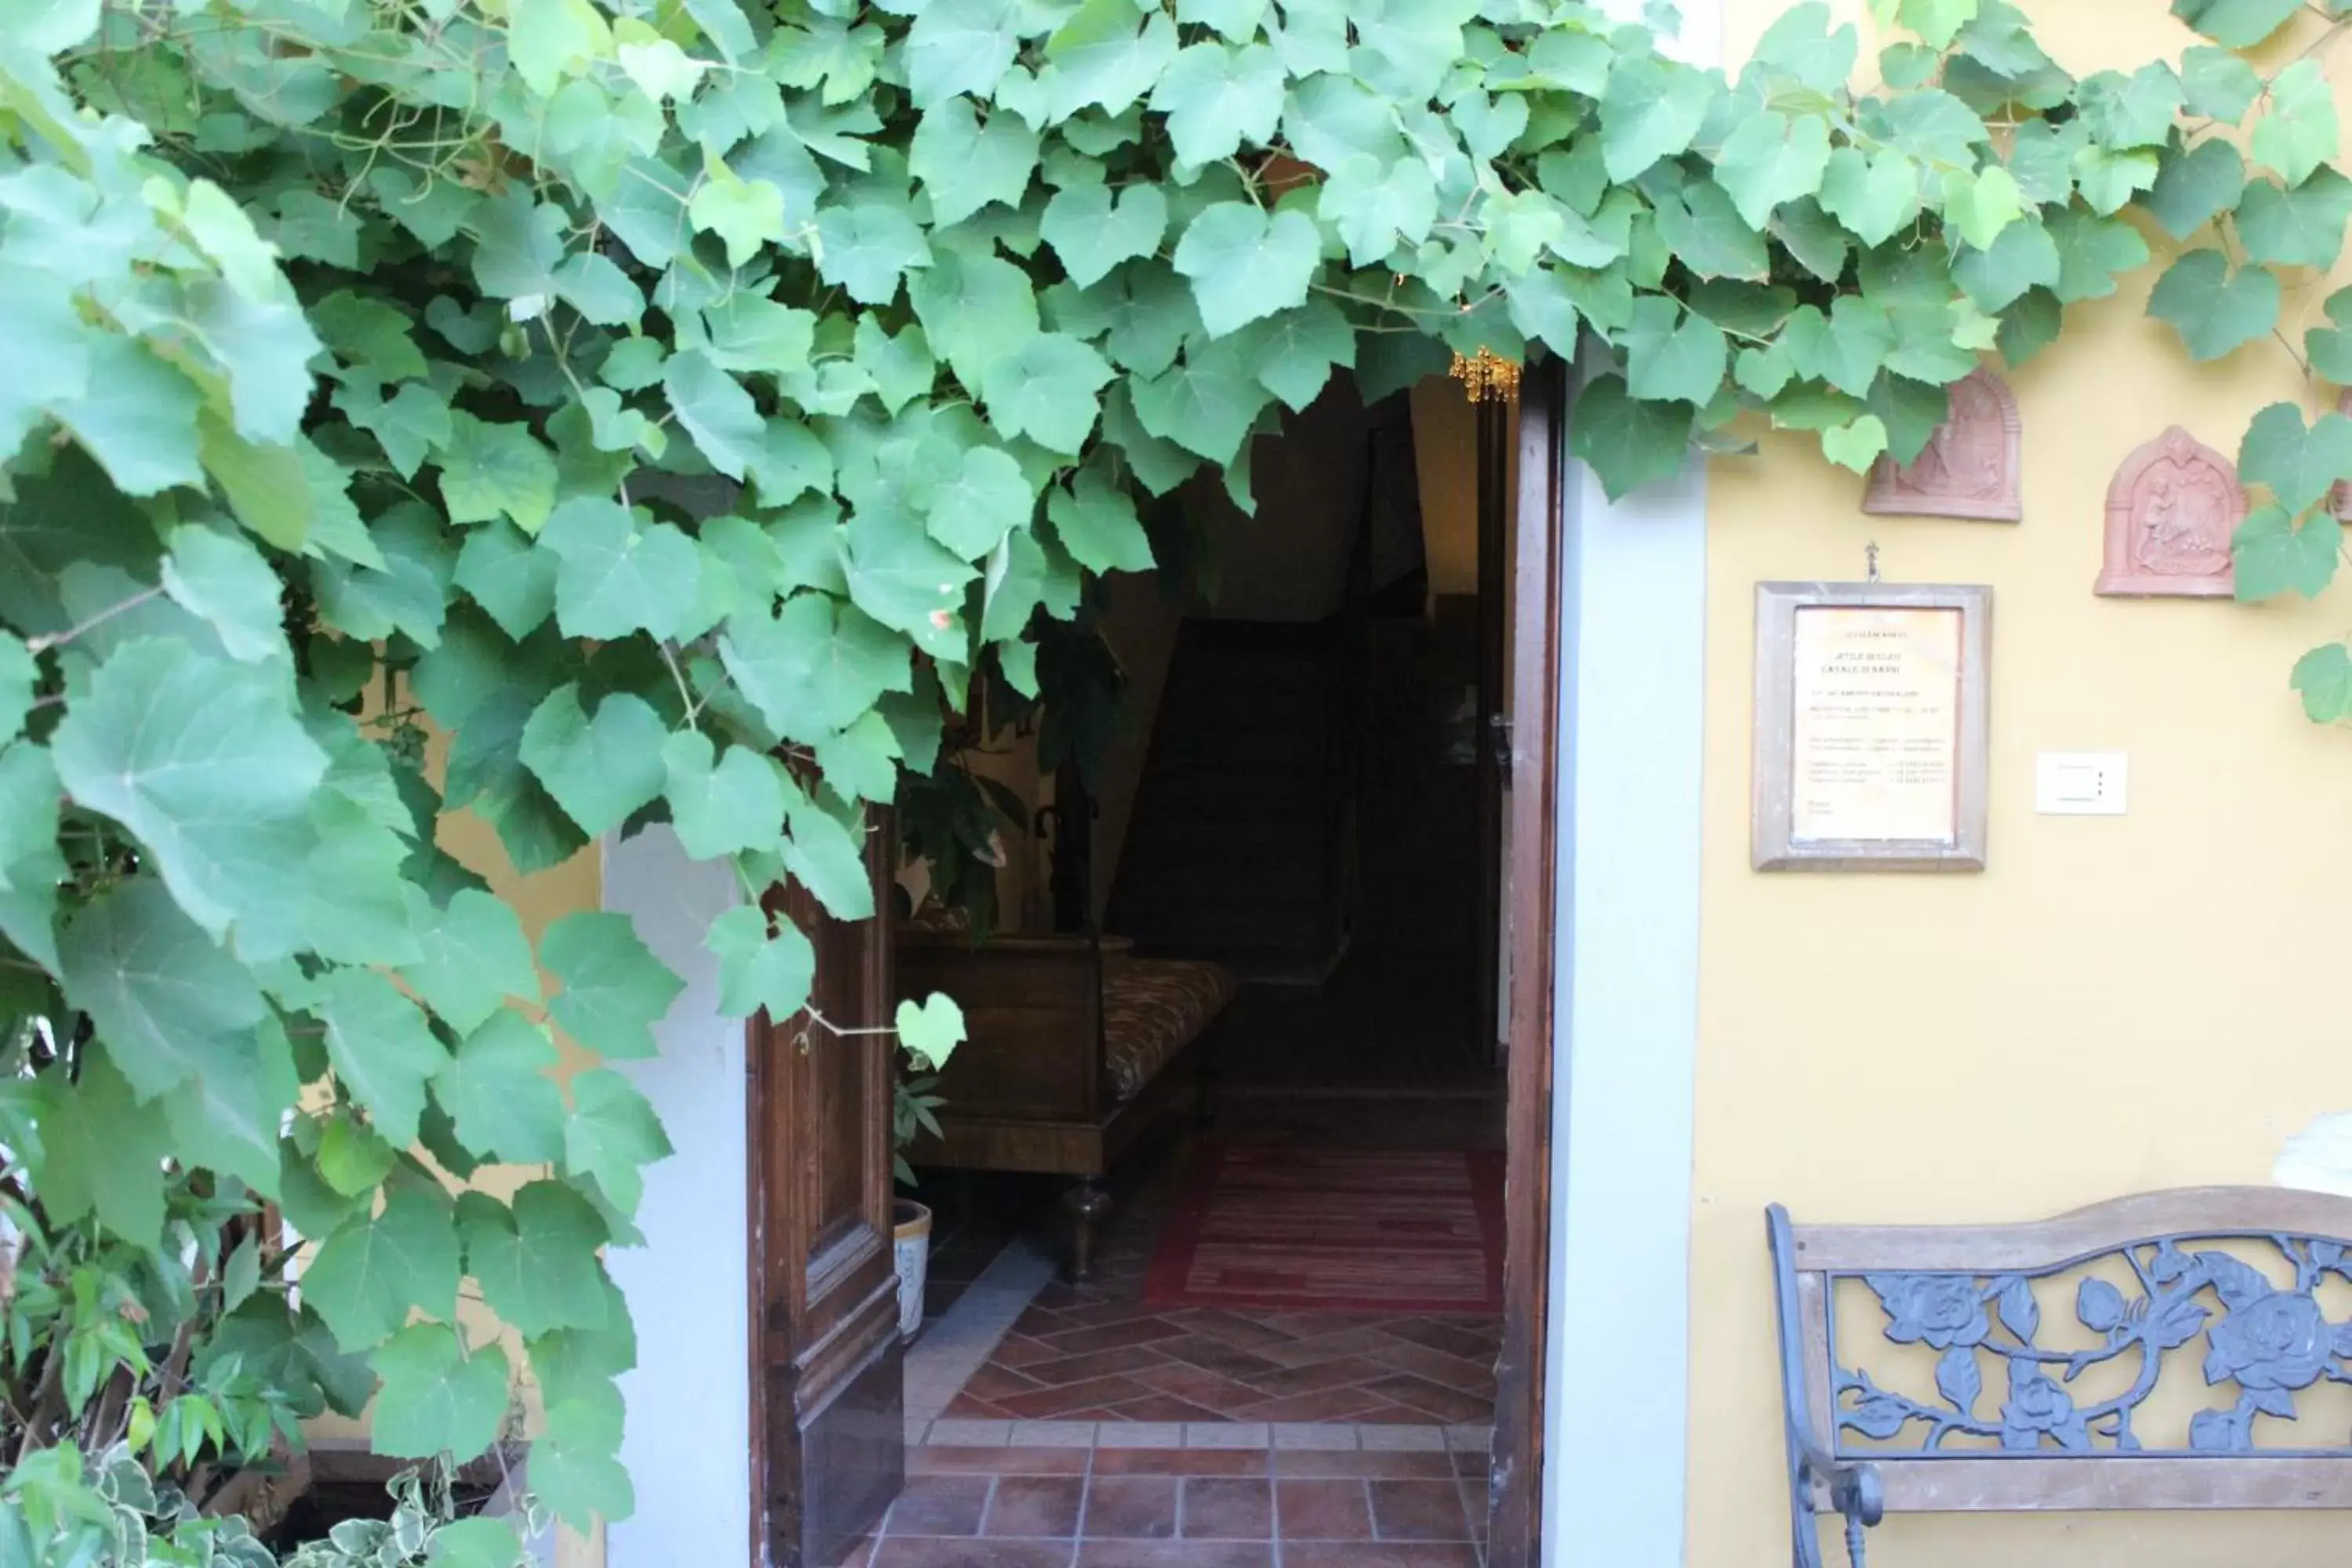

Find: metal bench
<box><xmin>1767</xmin><ymin>1189</ymin><xmax>2352</xmax><ymax>1566</ymax></box>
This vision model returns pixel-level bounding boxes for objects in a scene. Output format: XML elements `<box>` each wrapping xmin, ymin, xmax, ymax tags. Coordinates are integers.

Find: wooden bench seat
<box><xmin>1768</xmin><ymin>1188</ymin><xmax>2352</xmax><ymax>1566</ymax></box>
<box><xmin>897</xmin><ymin>929</ymin><xmax>1233</xmax><ymax>1277</ymax></box>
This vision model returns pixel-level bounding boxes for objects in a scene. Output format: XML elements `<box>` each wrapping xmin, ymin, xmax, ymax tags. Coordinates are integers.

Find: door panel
<box><xmin>1488</xmin><ymin>359</ymin><xmax>1565</xmax><ymax>1568</ymax></box>
<box><xmin>749</xmin><ymin>810</ymin><xmax>903</xmax><ymax>1568</ymax></box>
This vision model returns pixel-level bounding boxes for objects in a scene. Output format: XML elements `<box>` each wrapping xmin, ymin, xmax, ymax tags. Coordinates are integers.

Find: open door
<box><xmin>747</xmin><ymin>813</ymin><xmax>904</xmax><ymax>1568</ymax></box>
<box><xmin>1488</xmin><ymin>357</ymin><xmax>1566</xmax><ymax>1567</ymax></box>
<box><xmin>1471</xmin><ymin>391</ymin><xmax>1512</xmax><ymax>1065</ymax></box>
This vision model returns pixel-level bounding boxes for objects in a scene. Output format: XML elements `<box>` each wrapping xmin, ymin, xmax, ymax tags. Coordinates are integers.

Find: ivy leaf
<box><xmin>896</xmin><ymin>993</ymin><xmax>967</xmax><ymax>1069</ymax></box>
<box><xmin>903</xmin><ymin>0</ymin><xmax>1018</xmax><ymax>107</ymax></box>
<box><xmin>436</xmin><ymin>1011</ymin><xmax>566</xmax><ymax>1166</ymax></box>
<box><xmin>1651</xmin><ymin>181</ymin><xmax>1769</xmax><ymax>281</ymax></box>
<box><xmin>439</xmin><ymin>413</ymin><xmax>559</xmax><ymax>535</ymax></box>
<box><xmin>1712</xmin><ymin>110</ymin><xmax>1832</xmax><ymax>228</ymax></box>
<box><xmin>979</xmin><ymin>332</ymin><xmax>1113</xmax><ymax>452</ymax></box>
<box><xmin>2252</xmin><ymin>60</ymin><xmax>2338</xmax><ymax>187</ymax></box>
<box><xmin>1040</xmin><ymin>183</ymin><xmax>1167</xmax><ymax>289</ymax></box>
<box><xmin>1149</xmin><ymin>42</ymin><xmax>1285</xmax><ymax>167</ymax></box>
<box><xmin>2170</xmin><ymin>0</ymin><xmax>2302</xmax><ymax>48</ymax></box>
<box><xmin>2071</xmin><ymin>145</ymin><xmax>2159</xmax><ymax>215</ymax></box>
<box><xmin>1951</xmin><ymin>220</ymin><xmax>2059</xmax><ymax>312</ymax></box>
<box><xmin>1566</xmin><ymin>375</ymin><xmax>1693</xmax><ymax>500</ymax></box>
<box><xmin>661</xmin><ymin>731</ymin><xmax>789</xmax><ymax>861</ymax></box>
<box><xmin>543</xmin><ymin>911</ymin><xmax>684</xmax><ymax>1059</ymax></box>
<box><xmin>400</xmin><ymin>887</ymin><xmax>540</xmax><ymax>1036</ymax></box>
<box><xmin>53</xmin><ymin>875</ymin><xmax>265</xmax><ymax>1100</ymax></box>
<box><xmin>706</xmin><ymin>903</ymin><xmax>817</xmax><ymax>1020</ymax></box>
<box><xmin>52</xmin><ymin>338</ymin><xmax>205</xmax><ymax>496</ymax></box>
<box><xmin>49</xmin><ymin>641</ymin><xmax>325</xmax><ymax>943</ymax></box>
<box><xmin>1818</xmin><ymin>147</ymin><xmax>1920</xmax><ymax>249</ymax></box>
<box><xmin>1130</xmin><ymin>337</ymin><xmax>1273</xmax><ymax>461</ymax></box>
<box><xmin>2180</xmin><ymin>46</ymin><xmax>2260</xmax><ymax>123</ymax></box>
<box><xmin>1043</xmin><ymin>0</ymin><xmax>1178</xmax><ymax>121</ymax></box>
<box><xmin>687</xmin><ymin>158</ymin><xmax>787</xmax><ymax>268</ymax></box>
<box><xmin>925</xmin><ymin>445</ymin><xmax>1033</xmax><ymax>559</ymax></box>
<box><xmin>2235</xmin><ymin>169</ymin><xmax>2352</xmax><ymax>270</ymax></box>
<box><xmin>843</xmin><ymin>503</ymin><xmax>979</xmax><ymax>659</ymax></box>
<box><xmin>772</xmin><ymin>791</ymin><xmax>869</xmax><ymax>923</ymax></box>
<box><xmin>1599</xmin><ymin>54</ymin><xmax>1715</xmax><ymax>181</ymax></box>
<box><xmin>302</xmin><ymin>1185</ymin><xmax>463</xmax><ymax>1348</ymax></box>
<box><xmin>2233</xmin><ymin>503</ymin><xmax>2342</xmax><ymax>601</ymax></box>
<box><xmin>909</xmin><ymin>96</ymin><xmax>1040</xmax><ymax>227</ymax></box>
<box><xmin>2145</xmin><ymin>138</ymin><xmax>2246</xmax><ymax>241</ymax></box>
<box><xmin>32</xmin><ymin>1051</ymin><xmax>167</xmax><ymax>1245</ymax></box>
<box><xmin>1171</xmin><ymin>202</ymin><xmax>1321</xmax><ymax>337</ymax></box>
<box><xmin>1941</xmin><ymin>164</ymin><xmax>2023</xmax><ymax>250</ymax></box>
<box><xmin>453</xmin><ymin>522</ymin><xmax>558</xmax><ymax>641</ymax></box>
<box><xmin>909</xmin><ymin>251</ymin><xmax>1040</xmax><ymax>388</ymax></box>
<box><xmin>1820</xmin><ymin>414</ymin><xmax>1890</xmax><ymax>474</ymax></box>
<box><xmin>563</xmin><ymin>1069</ymin><xmax>672</xmax><ymax>1216</ymax></box>
<box><xmin>2239</xmin><ymin>402</ymin><xmax>2352</xmax><ymax>514</ymax></box>
<box><xmin>159</xmin><ymin>526</ymin><xmax>286</xmax><ymax>664</ymax></box>
<box><xmin>337</xmin><ymin>382</ymin><xmax>452</xmax><ymax>480</ymax></box>
<box><xmin>1623</xmin><ymin>299</ymin><xmax>1729</xmax><ymax>405</ymax></box>
<box><xmin>813</xmin><ymin>200</ymin><xmax>932</xmax><ymax>305</ymax></box>
<box><xmin>2147</xmin><ymin>249</ymin><xmax>2279</xmax><ymax>360</ymax></box>
<box><xmin>520</xmin><ymin>686</ymin><xmax>669</xmax><ymax>839</ymax></box>
<box><xmin>0</xmin><ymin>635</ymin><xmax>31</xmax><ymax>746</ymax></box>
<box><xmin>1047</xmin><ymin>465</ymin><xmax>1152</xmax><ymax>573</ymax></box>
<box><xmin>460</xmin><ymin>1182</ymin><xmax>612</xmax><ymax>1337</ymax></box>
<box><xmin>2292</xmin><ymin>643</ymin><xmax>2352</xmax><ymax>722</ymax></box>
<box><xmin>539</xmin><ymin>496</ymin><xmax>702</xmax><ymax>643</ymax></box>
<box><xmin>854</xmin><ymin>318</ymin><xmax>936</xmax><ymax>414</ymax></box>
<box><xmin>371</xmin><ymin>1327</ymin><xmax>510</xmax><ymax>1460</ymax></box>
<box><xmin>2045</xmin><ymin>209</ymin><xmax>2148</xmax><ymax>303</ymax></box>
<box><xmin>1316</xmin><ymin>154</ymin><xmax>1438</xmax><ymax>270</ymax></box>
<box><xmin>1232</xmin><ymin>299</ymin><xmax>1356</xmax><ymax>410</ymax></box>
<box><xmin>318</xmin><ymin>968</ymin><xmax>448</xmax><ymax>1147</ymax></box>
<box><xmin>509</xmin><ymin>0</ymin><xmax>611</xmax><ymax>94</ymax></box>
<box><xmin>721</xmin><ymin>593</ymin><xmax>910</xmax><ymax>746</ymax></box>
<box><xmin>2307</xmin><ymin>287</ymin><xmax>2352</xmax><ymax>383</ymax></box>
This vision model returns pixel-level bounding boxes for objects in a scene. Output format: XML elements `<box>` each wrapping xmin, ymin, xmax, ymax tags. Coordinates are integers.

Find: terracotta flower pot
<box><xmin>893</xmin><ymin>1199</ymin><xmax>932</xmax><ymax>1343</ymax></box>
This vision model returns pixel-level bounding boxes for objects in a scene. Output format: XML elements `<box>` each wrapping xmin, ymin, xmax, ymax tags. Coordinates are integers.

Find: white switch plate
<box><xmin>2034</xmin><ymin>751</ymin><xmax>2128</xmax><ymax>815</ymax></box>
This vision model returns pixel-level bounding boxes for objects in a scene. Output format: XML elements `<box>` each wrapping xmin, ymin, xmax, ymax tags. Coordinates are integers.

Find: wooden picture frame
<box><xmin>1751</xmin><ymin>582</ymin><xmax>1991</xmax><ymax>873</ymax></box>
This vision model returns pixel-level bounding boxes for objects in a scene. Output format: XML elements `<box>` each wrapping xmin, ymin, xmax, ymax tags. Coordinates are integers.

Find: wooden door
<box><xmin>1487</xmin><ymin>358</ymin><xmax>1566</xmax><ymax>1568</ymax></box>
<box><xmin>1471</xmin><ymin>394</ymin><xmax>1512</xmax><ymax>1064</ymax></box>
<box><xmin>747</xmin><ymin>812</ymin><xmax>904</xmax><ymax>1568</ymax></box>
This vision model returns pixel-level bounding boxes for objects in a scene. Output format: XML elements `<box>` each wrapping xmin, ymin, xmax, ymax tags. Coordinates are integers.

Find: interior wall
<box><xmin>1693</xmin><ymin>7</ymin><xmax>2352</xmax><ymax>1566</ymax></box>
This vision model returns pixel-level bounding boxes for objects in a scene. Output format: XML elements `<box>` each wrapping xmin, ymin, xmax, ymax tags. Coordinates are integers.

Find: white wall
<box><xmin>601</xmin><ymin>829</ymin><xmax>751</xmax><ymax>1568</ymax></box>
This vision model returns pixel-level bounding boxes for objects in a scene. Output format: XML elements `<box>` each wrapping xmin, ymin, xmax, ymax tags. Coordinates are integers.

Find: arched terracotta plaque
<box><xmin>1861</xmin><ymin>368</ymin><xmax>2022</xmax><ymax>521</ymax></box>
<box><xmin>2095</xmin><ymin>426</ymin><xmax>2244</xmax><ymax>597</ymax></box>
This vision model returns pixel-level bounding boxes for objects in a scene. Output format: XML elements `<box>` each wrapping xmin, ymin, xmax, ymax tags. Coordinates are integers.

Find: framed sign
<box><xmin>1751</xmin><ymin>582</ymin><xmax>1991</xmax><ymax>873</ymax></box>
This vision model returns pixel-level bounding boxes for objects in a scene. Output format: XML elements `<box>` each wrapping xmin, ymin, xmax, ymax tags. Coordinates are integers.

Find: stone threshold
<box><xmin>906</xmin><ymin>1419</ymin><xmax>1494</xmax><ymax>1454</ymax></box>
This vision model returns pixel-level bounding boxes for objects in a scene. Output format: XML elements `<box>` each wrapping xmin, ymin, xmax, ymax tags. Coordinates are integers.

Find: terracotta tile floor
<box><xmin>844</xmin><ymin>1445</ymin><xmax>1491</xmax><ymax>1567</ymax></box>
<box><xmin>935</xmin><ymin>1153</ymin><xmax>1501</xmax><ymax>1427</ymax></box>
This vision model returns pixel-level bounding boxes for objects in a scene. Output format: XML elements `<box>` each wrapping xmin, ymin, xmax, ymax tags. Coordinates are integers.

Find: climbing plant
<box><xmin>6</xmin><ymin>0</ymin><xmax>2352</xmax><ymax>1556</ymax></box>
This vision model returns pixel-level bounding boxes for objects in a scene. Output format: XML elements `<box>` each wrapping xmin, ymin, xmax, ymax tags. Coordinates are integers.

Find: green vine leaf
<box><xmin>2239</xmin><ymin>401</ymin><xmax>2352</xmax><ymax>514</ymax></box>
<box><xmin>1171</xmin><ymin>202</ymin><xmax>1322</xmax><ymax>337</ymax></box>
<box><xmin>2292</xmin><ymin>642</ymin><xmax>2352</xmax><ymax>722</ymax></box>
<box><xmin>2232</xmin><ymin>503</ymin><xmax>2343</xmax><ymax>601</ymax></box>
<box><xmin>2147</xmin><ymin>248</ymin><xmax>2279</xmax><ymax>360</ymax></box>
<box><xmin>2252</xmin><ymin>60</ymin><xmax>2340</xmax><ymax>187</ymax></box>
<box><xmin>2171</xmin><ymin>0</ymin><xmax>2302</xmax><ymax>51</ymax></box>
<box><xmin>2145</xmin><ymin>138</ymin><xmax>2246</xmax><ymax>241</ymax></box>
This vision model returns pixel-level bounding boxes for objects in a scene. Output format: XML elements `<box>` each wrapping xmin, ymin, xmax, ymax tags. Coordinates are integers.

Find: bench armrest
<box><xmin>1768</xmin><ymin>1205</ymin><xmax>1883</xmax><ymax>1568</ymax></box>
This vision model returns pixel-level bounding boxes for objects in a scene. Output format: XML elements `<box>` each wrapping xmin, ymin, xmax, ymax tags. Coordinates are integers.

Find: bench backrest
<box><xmin>1769</xmin><ymin>1188</ymin><xmax>2352</xmax><ymax>1530</ymax></box>
<box><xmin>896</xmin><ymin>932</ymin><xmax>1105</xmax><ymax>1122</ymax></box>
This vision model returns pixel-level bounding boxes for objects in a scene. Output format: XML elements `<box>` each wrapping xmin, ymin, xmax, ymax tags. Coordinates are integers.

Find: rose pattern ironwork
<box><xmin>1834</xmin><ymin>1236</ymin><xmax>2352</xmax><ymax>1456</ymax></box>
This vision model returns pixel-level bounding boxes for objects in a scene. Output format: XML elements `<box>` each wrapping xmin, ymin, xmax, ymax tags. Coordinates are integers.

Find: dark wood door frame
<box><xmin>1487</xmin><ymin>355</ymin><xmax>1566</xmax><ymax>1568</ymax></box>
<box><xmin>746</xmin><ymin>812</ymin><xmax>906</xmax><ymax>1568</ymax></box>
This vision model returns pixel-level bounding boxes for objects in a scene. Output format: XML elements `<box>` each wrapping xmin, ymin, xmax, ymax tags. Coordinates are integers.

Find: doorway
<box><xmin>740</xmin><ymin>358</ymin><xmax>1570</xmax><ymax>1568</ymax></box>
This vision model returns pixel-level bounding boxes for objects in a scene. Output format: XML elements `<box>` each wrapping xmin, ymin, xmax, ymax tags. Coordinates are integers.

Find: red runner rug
<box><xmin>1142</xmin><ymin>1145</ymin><xmax>1505</xmax><ymax>1312</ymax></box>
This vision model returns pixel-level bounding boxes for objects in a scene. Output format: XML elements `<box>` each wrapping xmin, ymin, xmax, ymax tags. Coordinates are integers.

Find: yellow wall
<box><xmin>1693</xmin><ymin>4</ymin><xmax>2352</xmax><ymax>1564</ymax></box>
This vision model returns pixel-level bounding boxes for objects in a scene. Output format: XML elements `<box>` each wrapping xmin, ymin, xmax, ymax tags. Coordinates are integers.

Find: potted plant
<box><xmin>889</xmin><ymin>996</ymin><xmax>963</xmax><ymax>1342</ymax></box>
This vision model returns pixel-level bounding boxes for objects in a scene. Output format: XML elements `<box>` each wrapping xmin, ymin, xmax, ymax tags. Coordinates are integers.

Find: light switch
<box><xmin>2035</xmin><ymin>752</ymin><xmax>2128</xmax><ymax>815</ymax></box>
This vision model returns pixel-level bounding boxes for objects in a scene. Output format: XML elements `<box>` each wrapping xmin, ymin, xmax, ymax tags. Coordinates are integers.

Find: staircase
<box><xmin>1102</xmin><ymin>619</ymin><xmax>1354</xmax><ymax>979</ymax></box>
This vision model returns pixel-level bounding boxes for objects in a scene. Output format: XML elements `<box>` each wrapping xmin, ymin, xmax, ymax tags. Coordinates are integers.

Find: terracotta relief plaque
<box><xmin>2095</xmin><ymin>426</ymin><xmax>2245</xmax><ymax>597</ymax></box>
<box><xmin>1861</xmin><ymin>368</ymin><xmax>2022</xmax><ymax>521</ymax></box>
